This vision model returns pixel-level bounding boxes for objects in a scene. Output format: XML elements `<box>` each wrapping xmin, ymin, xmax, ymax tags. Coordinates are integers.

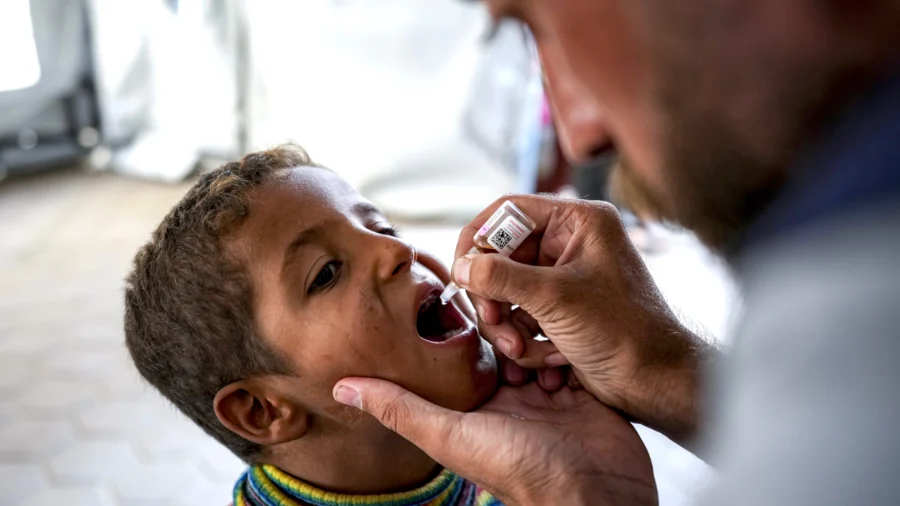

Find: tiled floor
<box><xmin>0</xmin><ymin>168</ymin><xmax>734</xmax><ymax>505</ymax></box>
<box><xmin>0</xmin><ymin>169</ymin><xmax>240</xmax><ymax>506</ymax></box>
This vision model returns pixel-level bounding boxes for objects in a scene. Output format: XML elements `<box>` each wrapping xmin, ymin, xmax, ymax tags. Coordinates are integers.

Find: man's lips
<box><xmin>415</xmin><ymin>283</ymin><xmax>473</xmax><ymax>344</ymax></box>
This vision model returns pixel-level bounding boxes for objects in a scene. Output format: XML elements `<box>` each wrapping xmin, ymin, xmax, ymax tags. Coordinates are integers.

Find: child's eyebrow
<box><xmin>281</xmin><ymin>224</ymin><xmax>327</xmax><ymax>274</ymax></box>
<box><xmin>352</xmin><ymin>202</ymin><xmax>384</xmax><ymax>219</ymax></box>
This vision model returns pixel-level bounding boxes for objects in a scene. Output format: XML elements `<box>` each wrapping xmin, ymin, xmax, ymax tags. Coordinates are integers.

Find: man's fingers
<box><xmin>477</xmin><ymin>306</ymin><xmax>563</xmax><ymax>366</ymax></box>
<box><xmin>538</xmin><ymin>368</ymin><xmax>565</xmax><ymax>392</ymax></box>
<box><xmin>467</xmin><ymin>293</ymin><xmax>503</xmax><ymax>326</ymax></box>
<box><xmin>479</xmin><ymin>318</ymin><xmax>526</xmax><ymax>359</ymax></box>
<box><xmin>510</xmin><ymin>307</ymin><xmax>543</xmax><ymax>337</ymax></box>
<box><xmin>452</xmin><ymin>254</ymin><xmax>551</xmax><ymax>313</ymax></box>
<box><xmin>497</xmin><ymin>354</ymin><xmax>529</xmax><ymax>385</ymax></box>
<box><xmin>333</xmin><ymin>378</ymin><xmax>462</xmax><ymax>463</ymax></box>
<box><xmin>514</xmin><ymin>339</ymin><xmax>565</xmax><ymax>369</ymax></box>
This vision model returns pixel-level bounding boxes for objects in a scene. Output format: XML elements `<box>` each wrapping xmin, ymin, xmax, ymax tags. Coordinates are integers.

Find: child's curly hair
<box><xmin>124</xmin><ymin>144</ymin><xmax>319</xmax><ymax>462</ymax></box>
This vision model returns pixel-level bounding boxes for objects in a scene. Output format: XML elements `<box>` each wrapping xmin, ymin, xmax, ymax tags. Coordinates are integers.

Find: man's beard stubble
<box><xmin>609</xmin><ymin>146</ymin><xmax>786</xmax><ymax>255</ymax></box>
<box><xmin>617</xmin><ymin>1</ymin><xmax>882</xmax><ymax>254</ymax></box>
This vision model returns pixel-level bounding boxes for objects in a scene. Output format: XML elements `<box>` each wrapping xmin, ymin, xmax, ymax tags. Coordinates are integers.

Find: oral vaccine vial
<box><xmin>440</xmin><ymin>200</ymin><xmax>537</xmax><ymax>304</ymax></box>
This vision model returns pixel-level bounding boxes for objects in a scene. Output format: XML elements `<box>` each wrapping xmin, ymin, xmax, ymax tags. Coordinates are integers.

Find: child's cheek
<box><xmin>323</xmin><ymin>403</ymin><xmax>365</xmax><ymax>425</ymax></box>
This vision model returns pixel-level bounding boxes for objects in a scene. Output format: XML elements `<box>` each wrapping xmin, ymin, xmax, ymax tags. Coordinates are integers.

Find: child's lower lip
<box><xmin>418</xmin><ymin>324</ymin><xmax>478</xmax><ymax>347</ymax></box>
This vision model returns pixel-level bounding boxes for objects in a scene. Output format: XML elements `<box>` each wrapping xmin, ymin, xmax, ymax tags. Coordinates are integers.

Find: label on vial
<box><xmin>488</xmin><ymin>216</ymin><xmax>528</xmax><ymax>254</ymax></box>
<box><xmin>477</xmin><ymin>207</ymin><xmax>506</xmax><ymax>237</ymax></box>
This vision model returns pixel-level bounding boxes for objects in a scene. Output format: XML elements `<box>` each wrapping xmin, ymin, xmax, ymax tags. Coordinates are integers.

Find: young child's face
<box><xmin>231</xmin><ymin>166</ymin><xmax>498</xmax><ymax>418</ymax></box>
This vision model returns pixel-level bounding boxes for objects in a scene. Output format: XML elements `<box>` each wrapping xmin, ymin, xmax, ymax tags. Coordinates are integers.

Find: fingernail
<box><xmin>475</xmin><ymin>303</ymin><xmax>487</xmax><ymax>322</ymax></box>
<box><xmin>497</xmin><ymin>338</ymin><xmax>513</xmax><ymax>357</ymax></box>
<box><xmin>452</xmin><ymin>256</ymin><xmax>472</xmax><ymax>287</ymax></box>
<box><xmin>545</xmin><ymin>369</ymin><xmax>563</xmax><ymax>390</ymax></box>
<box><xmin>506</xmin><ymin>363</ymin><xmax>526</xmax><ymax>384</ymax></box>
<box><xmin>544</xmin><ymin>352</ymin><xmax>568</xmax><ymax>368</ymax></box>
<box><xmin>568</xmin><ymin>372</ymin><xmax>583</xmax><ymax>390</ymax></box>
<box><xmin>333</xmin><ymin>385</ymin><xmax>361</xmax><ymax>409</ymax></box>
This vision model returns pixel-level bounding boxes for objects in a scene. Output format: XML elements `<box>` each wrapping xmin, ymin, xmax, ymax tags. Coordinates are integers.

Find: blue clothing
<box><xmin>704</xmin><ymin>69</ymin><xmax>900</xmax><ymax>506</ymax></box>
<box><xmin>739</xmin><ymin>68</ymin><xmax>900</xmax><ymax>252</ymax></box>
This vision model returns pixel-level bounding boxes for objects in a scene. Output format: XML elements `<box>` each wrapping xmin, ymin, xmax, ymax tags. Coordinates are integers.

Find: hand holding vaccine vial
<box><xmin>440</xmin><ymin>201</ymin><xmax>538</xmax><ymax>304</ymax></box>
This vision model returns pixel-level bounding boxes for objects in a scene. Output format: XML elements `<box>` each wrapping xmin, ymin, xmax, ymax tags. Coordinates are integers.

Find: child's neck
<box><xmin>266</xmin><ymin>420</ymin><xmax>440</xmax><ymax>495</ymax></box>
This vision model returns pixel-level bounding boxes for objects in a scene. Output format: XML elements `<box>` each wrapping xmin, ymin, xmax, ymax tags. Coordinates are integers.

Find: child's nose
<box><xmin>373</xmin><ymin>235</ymin><xmax>415</xmax><ymax>281</ymax></box>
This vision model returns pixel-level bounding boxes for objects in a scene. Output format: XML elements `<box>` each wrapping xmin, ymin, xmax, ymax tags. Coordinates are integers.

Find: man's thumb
<box><xmin>453</xmin><ymin>254</ymin><xmax>547</xmax><ymax>308</ymax></box>
<box><xmin>333</xmin><ymin>378</ymin><xmax>462</xmax><ymax>461</ymax></box>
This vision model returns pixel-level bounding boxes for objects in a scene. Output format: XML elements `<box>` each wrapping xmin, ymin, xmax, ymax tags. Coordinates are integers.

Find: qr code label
<box><xmin>487</xmin><ymin>216</ymin><xmax>528</xmax><ymax>253</ymax></box>
<box><xmin>491</xmin><ymin>228</ymin><xmax>513</xmax><ymax>250</ymax></box>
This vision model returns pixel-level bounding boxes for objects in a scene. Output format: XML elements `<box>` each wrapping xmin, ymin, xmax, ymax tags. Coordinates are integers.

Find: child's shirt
<box><xmin>233</xmin><ymin>464</ymin><xmax>503</xmax><ymax>506</ymax></box>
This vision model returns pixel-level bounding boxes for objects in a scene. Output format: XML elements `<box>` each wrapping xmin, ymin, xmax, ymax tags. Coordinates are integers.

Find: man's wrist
<box><xmin>509</xmin><ymin>477</ymin><xmax>593</xmax><ymax>506</ymax></box>
<box><xmin>503</xmin><ymin>455</ymin><xmax>656</xmax><ymax>506</ymax></box>
<box><xmin>625</xmin><ymin>328</ymin><xmax>714</xmax><ymax>449</ymax></box>
<box><xmin>553</xmin><ymin>470</ymin><xmax>657</xmax><ymax>506</ymax></box>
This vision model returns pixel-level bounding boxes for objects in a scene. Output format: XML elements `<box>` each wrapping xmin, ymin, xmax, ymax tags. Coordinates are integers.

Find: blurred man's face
<box><xmin>485</xmin><ymin>0</ymin><xmax>885</xmax><ymax>249</ymax></box>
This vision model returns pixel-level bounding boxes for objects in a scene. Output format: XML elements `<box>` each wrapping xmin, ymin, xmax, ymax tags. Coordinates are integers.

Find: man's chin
<box><xmin>611</xmin><ymin>151</ymin><xmax>773</xmax><ymax>253</ymax></box>
<box><xmin>609</xmin><ymin>158</ymin><xmax>673</xmax><ymax>223</ymax></box>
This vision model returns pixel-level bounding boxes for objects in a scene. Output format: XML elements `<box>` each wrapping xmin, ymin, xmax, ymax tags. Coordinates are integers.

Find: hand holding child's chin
<box><xmin>332</xmin><ymin>379</ymin><xmax>655</xmax><ymax>505</ymax></box>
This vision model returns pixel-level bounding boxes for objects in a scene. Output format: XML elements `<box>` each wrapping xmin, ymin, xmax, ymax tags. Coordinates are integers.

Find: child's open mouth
<box><xmin>416</xmin><ymin>289</ymin><xmax>469</xmax><ymax>343</ymax></box>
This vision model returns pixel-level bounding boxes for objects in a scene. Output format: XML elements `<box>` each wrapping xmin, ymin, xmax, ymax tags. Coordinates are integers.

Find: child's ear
<box><xmin>213</xmin><ymin>377</ymin><xmax>309</xmax><ymax>446</ymax></box>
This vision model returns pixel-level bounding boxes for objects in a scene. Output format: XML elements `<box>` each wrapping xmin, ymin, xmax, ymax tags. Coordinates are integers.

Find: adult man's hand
<box><xmin>333</xmin><ymin>379</ymin><xmax>657</xmax><ymax>506</ymax></box>
<box><xmin>454</xmin><ymin>194</ymin><xmax>714</xmax><ymax>447</ymax></box>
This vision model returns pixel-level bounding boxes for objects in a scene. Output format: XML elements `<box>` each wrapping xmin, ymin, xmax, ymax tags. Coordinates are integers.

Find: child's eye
<box><xmin>309</xmin><ymin>261</ymin><xmax>341</xmax><ymax>294</ymax></box>
<box><xmin>379</xmin><ymin>226</ymin><xmax>399</xmax><ymax>238</ymax></box>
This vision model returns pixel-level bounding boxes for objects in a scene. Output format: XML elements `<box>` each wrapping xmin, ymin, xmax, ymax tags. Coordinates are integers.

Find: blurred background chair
<box><xmin>0</xmin><ymin>0</ymin><xmax>101</xmax><ymax>177</ymax></box>
<box><xmin>1</xmin><ymin>0</ymin><xmax>249</xmax><ymax>183</ymax></box>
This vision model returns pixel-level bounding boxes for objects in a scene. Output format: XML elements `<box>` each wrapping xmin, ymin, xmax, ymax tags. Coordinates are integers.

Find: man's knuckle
<box><xmin>473</xmin><ymin>255</ymin><xmax>502</xmax><ymax>288</ymax></box>
<box><xmin>598</xmin><ymin>201</ymin><xmax>626</xmax><ymax>228</ymax></box>
<box><xmin>378</xmin><ymin>393</ymin><xmax>414</xmax><ymax>436</ymax></box>
<box><xmin>594</xmin><ymin>200</ymin><xmax>618</xmax><ymax>215</ymax></box>
<box><xmin>434</xmin><ymin>415</ymin><xmax>459</xmax><ymax>451</ymax></box>
<box><xmin>584</xmin><ymin>200</ymin><xmax>610</xmax><ymax>221</ymax></box>
<box><xmin>550</xmin><ymin>271</ymin><xmax>581</xmax><ymax>309</ymax></box>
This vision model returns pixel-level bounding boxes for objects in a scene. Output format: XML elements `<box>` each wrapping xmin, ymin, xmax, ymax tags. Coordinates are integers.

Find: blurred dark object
<box><xmin>535</xmin><ymin>141</ymin><xmax>571</xmax><ymax>194</ymax></box>
<box><xmin>0</xmin><ymin>0</ymin><xmax>101</xmax><ymax>177</ymax></box>
<box><xmin>572</xmin><ymin>151</ymin><xmax>616</xmax><ymax>201</ymax></box>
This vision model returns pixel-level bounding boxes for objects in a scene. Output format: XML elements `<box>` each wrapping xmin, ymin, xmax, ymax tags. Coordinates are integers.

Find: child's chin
<box><xmin>466</xmin><ymin>343</ymin><xmax>500</xmax><ymax>410</ymax></box>
<box><xmin>422</xmin><ymin>341</ymin><xmax>498</xmax><ymax>412</ymax></box>
<box><xmin>471</xmin><ymin>373</ymin><xmax>500</xmax><ymax>411</ymax></box>
<box><xmin>432</xmin><ymin>368</ymin><xmax>498</xmax><ymax>414</ymax></box>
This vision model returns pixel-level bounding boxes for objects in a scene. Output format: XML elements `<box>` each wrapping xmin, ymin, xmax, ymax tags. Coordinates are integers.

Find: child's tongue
<box><xmin>416</xmin><ymin>295</ymin><xmax>465</xmax><ymax>343</ymax></box>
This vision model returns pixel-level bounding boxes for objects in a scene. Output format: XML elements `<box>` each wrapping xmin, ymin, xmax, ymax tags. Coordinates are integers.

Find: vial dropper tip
<box><xmin>440</xmin><ymin>282</ymin><xmax>460</xmax><ymax>305</ymax></box>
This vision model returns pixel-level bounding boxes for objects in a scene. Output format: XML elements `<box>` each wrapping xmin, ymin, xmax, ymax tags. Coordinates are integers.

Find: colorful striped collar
<box><xmin>233</xmin><ymin>464</ymin><xmax>502</xmax><ymax>506</ymax></box>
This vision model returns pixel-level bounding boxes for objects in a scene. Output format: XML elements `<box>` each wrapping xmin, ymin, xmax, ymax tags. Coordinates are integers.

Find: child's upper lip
<box><xmin>413</xmin><ymin>278</ymin><xmax>445</xmax><ymax>325</ymax></box>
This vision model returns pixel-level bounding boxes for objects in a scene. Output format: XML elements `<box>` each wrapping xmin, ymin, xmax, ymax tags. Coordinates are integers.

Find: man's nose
<box><xmin>541</xmin><ymin>57</ymin><xmax>612</xmax><ymax>164</ymax></box>
<box><xmin>371</xmin><ymin>234</ymin><xmax>415</xmax><ymax>282</ymax></box>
